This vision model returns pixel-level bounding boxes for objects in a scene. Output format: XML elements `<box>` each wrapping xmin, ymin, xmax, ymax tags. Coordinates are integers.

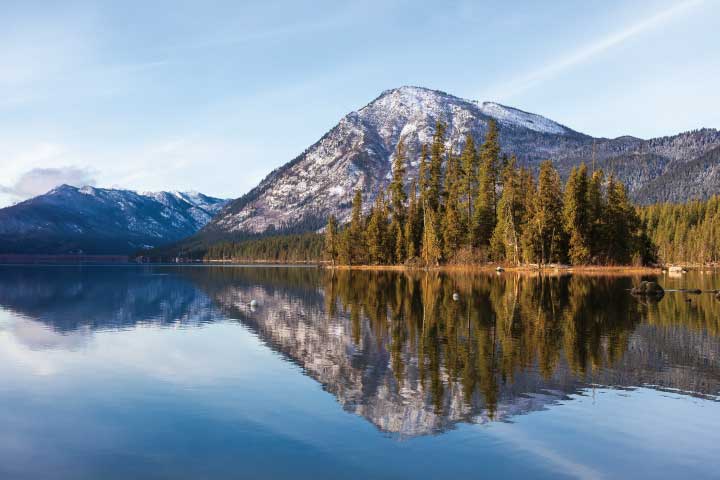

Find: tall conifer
<box><xmin>348</xmin><ymin>189</ymin><xmax>366</xmax><ymax>264</ymax></box>
<box><xmin>531</xmin><ymin>161</ymin><xmax>565</xmax><ymax>265</ymax></box>
<box><xmin>460</xmin><ymin>134</ymin><xmax>478</xmax><ymax>230</ymax></box>
<box><xmin>563</xmin><ymin>164</ymin><xmax>591</xmax><ymax>265</ymax></box>
<box><xmin>324</xmin><ymin>215</ymin><xmax>338</xmax><ymax>266</ymax></box>
<box><xmin>490</xmin><ymin>157</ymin><xmax>523</xmax><ymax>264</ymax></box>
<box><xmin>427</xmin><ymin>122</ymin><xmax>446</xmax><ymax>213</ymax></box>
<box><xmin>442</xmin><ymin>150</ymin><xmax>463</xmax><ymax>260</ymax></box>
<box><xmin>472</xmin><ymin>120</ymin><xmax>501</xmax><ymax>246</ymax></box>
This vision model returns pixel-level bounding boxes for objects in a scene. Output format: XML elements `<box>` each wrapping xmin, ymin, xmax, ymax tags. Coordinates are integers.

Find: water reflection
<box><xmin>202</xmin><ymin>269</ymin><xmax>720</xmax><ymax>436</ymax></box>
<box><xmin>0</xmin><ymin>266</ymin><xmax>718</xmax><ymax>438</ymax></box>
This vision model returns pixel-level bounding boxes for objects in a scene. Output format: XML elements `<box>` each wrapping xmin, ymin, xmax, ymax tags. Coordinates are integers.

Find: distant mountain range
<box><xmin>0</xmin><ymin>185</ymin><xmax>228</xmax><ymax>254</ymax></box>
<box><xmin>195</xmin><ymin>86</ymin><xmax>720</xmax><ymax>245</ymax></box>
<box><xmin>3</xmin><ymin>85</ymin><xmax>719</xmax><ymax>255</ymax></box>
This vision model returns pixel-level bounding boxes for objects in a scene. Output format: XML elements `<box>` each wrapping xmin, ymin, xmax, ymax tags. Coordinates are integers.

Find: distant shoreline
<box><xmin>0</xmin><ymin>254</ymin><xmax>130</xmax><ymax>265</ymax></box>
<box><xmin>323</xmin><ymin>264</ymin><xmax>667</xmax><ymax>275</ymax></box>
<box><xmin>2</xmin><ymin>255</ymin><xmax>717</xmax><ymax>275</ymax></box>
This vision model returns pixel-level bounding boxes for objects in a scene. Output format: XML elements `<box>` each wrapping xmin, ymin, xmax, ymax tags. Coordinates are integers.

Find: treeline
<box><xmin>204</xmin><ymin>232</ymin><xmax>323</xmax><ymax>263</ymax></box>
<box><xmin>641</xmin><ymin>195</ymin><xmax>720</xmax><ymax>264</ymax></box>
<box><xmin>325</xmin><ymin>121</ymin><xmax>656</xmax><ymax>267</ymax></box>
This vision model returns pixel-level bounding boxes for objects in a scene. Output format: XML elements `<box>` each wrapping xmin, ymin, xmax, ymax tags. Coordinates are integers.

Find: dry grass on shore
<box><xmin>326</xmin><ymin>263</ymin><xmax>664</xmax><ymax>276</ymax></box>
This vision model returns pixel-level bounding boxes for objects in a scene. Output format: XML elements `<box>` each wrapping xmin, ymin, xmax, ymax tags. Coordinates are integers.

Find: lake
<box><xmin>0</xmin><ymin>265</ymin><xmax>718</xmax><ymax>479</ymax></box>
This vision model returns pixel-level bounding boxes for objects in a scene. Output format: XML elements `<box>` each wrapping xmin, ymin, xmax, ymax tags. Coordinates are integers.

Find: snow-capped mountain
<box><xmin>0</xmin><ymin>185</ymin><xmax>228</xmax><ymax>254</ymax></box>
<box><xmin>201</xmin><ymin>86</ymin><xmax>720</xmax><ymax>239</ymax></box>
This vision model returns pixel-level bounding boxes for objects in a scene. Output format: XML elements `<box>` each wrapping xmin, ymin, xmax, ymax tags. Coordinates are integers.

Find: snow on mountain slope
<box><xmin>191</xmin><ymin>85</ymin><xmax>720</xmax><ymax>241</ymax></box>
<box><xmin>0</xmin><ymin>185</ymin><xmax>229</xmax><ymax>254</ymax></box>
<box><xmin>478</xmin><ymin>102</ymin><xmax>569</xmax><ymax>135</ymax></box>
<box><xmin>205</xmin><ymin>86</ymin><xmax>592</xmax><ymax>236</ymax></box>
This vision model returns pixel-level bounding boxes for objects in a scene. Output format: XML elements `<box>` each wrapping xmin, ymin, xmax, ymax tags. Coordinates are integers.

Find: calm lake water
<box><xmin>0</xmin><ymin>265</ymin><xmax>719</xmax><ymax>479</ymax></box>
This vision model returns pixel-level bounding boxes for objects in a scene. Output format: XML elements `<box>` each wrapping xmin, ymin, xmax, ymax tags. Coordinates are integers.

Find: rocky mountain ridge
<box><xmin>201</xmin><ymin>86</ymin><xmax>720</xmax><ymax>240</ymax></box>
<box><xmin>0</xmin><ymin>184</ymin><xmax>228</xmax><ymax>254</ymax></box>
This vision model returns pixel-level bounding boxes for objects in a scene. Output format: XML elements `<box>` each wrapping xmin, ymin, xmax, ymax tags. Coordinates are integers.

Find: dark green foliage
<box><xmin>204</xmin><ymin>232</ymin><xmax>323</xmax><ymax>262</ymax></box>
<box><xmin>422</xmin><ymin>206</ymin><xmax>442</xmax><ymax>266</ymax></box>
<box><xmin>460</xmin><ymin>134</ymin><xmax>478</xmax><ymax>230</ymax></box>
<box><xmin>587</xmin><ymin>169</ymin><xmax>606</xmax><ymax>261</ymax></box>
<box><xmin>389</xmin><ymin>139</ymin><xmax>408</xmax><ymax>223</ymax></box>
<box><xmin>641</xmin><ymin>195</ymin><xmax>720</xmax><ymax>264</ymax></box>
<box><xmin>324</xmin><ymin>215</ymin><xmax>339</xmax><ymax>265</ymax></box>
<box><xmin>366</xmin><ymin>192</ymin><xmax>390</xmax><ymax>264</ymax></box>
<box><xmin>603</xmin><ymin>175</ymin><xmax>636</xmax><ymax>264</ymax></box>
<box><xmin>471</xmin><ymin>120</ymin><xmax>501</xmax><ymax>246</ymax></box>
<box><xmin>344</xmin><ymin>189</ymin><xmax>367</xmax><ymax>265</ymax></box>
<box><xmin>527</xmin><ymin>160</ymin><xmax>565</xmax><ymax>265</ymax></box>
<box><xmin>564</xmin><ymin>164</ymin><xmax>591</xmax><ymax>265</ymax></box>
<box><xmin>427</xmin><ymin>122</ymin><xmax>446</xmax><ymax>214</ymax></box>
<box><xmin>490</xmin><ymin>157</ymin><xmax>523</xmax><ymax>264</ymax></box>
<box><xmin>317</xmin><ymin>124</ymin><xmax>661</xmax><ymax>267</ymax></box>
<box><xmin>405</xmin><ymin>182</ymin><xmax>422</xmax><ymax>260</ymax></box>
<box><xmin>441</xmin><ymin>150</ymin><xmax>463</xmax><ymax>260</ymax></box>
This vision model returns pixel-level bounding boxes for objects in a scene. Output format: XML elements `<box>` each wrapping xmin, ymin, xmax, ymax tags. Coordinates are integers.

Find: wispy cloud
<box><xmin>486</xmin><ymin>0</ymin><xmax>706</xmax><ymax>100</ymax></box>
<box><xmin>0</xmin><ymin>166</ymin><xmax>97</xmax><ymax>202</ymax></box>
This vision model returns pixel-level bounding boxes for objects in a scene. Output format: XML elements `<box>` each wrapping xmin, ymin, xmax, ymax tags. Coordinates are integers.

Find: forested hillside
<box><xmin>323</xmin><ymin>121</ymin><xmax>656</xmax><ymax>267</ymax></box>
<box><xmin>641</xmin><ymin>196</ymin><xmax>720</xmax><ymax>264</ymax></box>
<box><xmin>194</xmin><ymin>86</ymin><xmax>720</xmax><ymax>245</ymax></box>
<box><xmin>204</xmin><ymin>233</ymin><xmax>323</xmax><ymax>263</ymax></box>
<box><xmin>199</xmin><ymin>121</ymin><xmax>720</xmax><ymax>267</ymax></box>
<box><xmin>205</xmin><ymin>119</ymin><xmax>720</xmax><ymax>266</ymax></box>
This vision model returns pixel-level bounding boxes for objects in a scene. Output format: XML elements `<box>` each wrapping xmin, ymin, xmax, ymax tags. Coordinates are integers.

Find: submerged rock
<box><xmin>631</xmin><ymin>281</ymin><xmax>665</xmax><ymax>297</ymax></box>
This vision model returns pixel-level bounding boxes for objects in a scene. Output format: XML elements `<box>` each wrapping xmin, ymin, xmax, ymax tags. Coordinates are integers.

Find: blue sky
<box><xmin>1</xmin><ymin>0</ymin><xmax>718</xmax><ymax>206</ymax></box>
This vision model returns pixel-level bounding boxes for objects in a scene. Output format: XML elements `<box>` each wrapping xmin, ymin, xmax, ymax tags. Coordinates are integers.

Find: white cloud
<box><xmin>0</xmin><ymin>166</ymin><xmax>97</xmax><ymax>203</ymax></box>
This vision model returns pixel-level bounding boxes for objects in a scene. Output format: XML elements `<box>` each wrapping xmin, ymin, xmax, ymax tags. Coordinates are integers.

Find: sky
<box><xmin>1</xmin><ymin>0</ymin><xmax>718</xmax><ymax>207</ymax></box>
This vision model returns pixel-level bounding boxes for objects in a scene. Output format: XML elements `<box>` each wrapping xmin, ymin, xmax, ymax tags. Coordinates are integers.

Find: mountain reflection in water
<box><xmin>0</xmin><ymin>266</ymin><xmax>718</xmax><ymax>438</ymax></box>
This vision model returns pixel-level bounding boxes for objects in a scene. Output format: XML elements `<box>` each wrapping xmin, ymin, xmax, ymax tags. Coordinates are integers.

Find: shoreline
<box><xmin>324</xmin><ymin>264</ymin><xmax>668</xmax><ymax>275</ymax></box>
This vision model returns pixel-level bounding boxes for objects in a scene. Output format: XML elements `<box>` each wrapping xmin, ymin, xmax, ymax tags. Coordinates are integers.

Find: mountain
<box><xmin>0</xmin><ymin>185</ymin><xmax>228</xmax><ymax>254</ymax></box>
<box><xmin>198</xmin><ymin>86</ymin><xmax>720</xmax><ymax>243</ymax></box>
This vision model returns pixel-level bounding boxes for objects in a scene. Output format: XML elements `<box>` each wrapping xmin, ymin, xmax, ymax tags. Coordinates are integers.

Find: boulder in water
<box><xmin>631</xmin><ymin>281</ymin><xmax>664</xmax><ymax>297</ymax></box>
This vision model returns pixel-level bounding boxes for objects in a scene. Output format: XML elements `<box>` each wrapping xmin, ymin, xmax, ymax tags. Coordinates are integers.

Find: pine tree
<box><xmin>347</xmin><ymin>189</ymin><xmax>366</xmax><ymax>265</ymax></box>
<box><xmin>418</xmin><ymin>144</ymin><xmax>430</xmax><ymax>208</ymax></box>
<box><xmin>563</xmin><ymin>164</ymin><xmax>591</xmax><ymax>265</ymax></box>
<box><xmin>472</xmin><ymin>165</ymin><xmax>495</xmax><ymax>247</ymax></box>
<box><xmin>490</xmin><ymin>157</ymin><xmax>522</xmax><ymax>264</ymax></box>
<box><xmin>604</xmin><ymin>175</ymin><xmax>638</xmax><ymax>264</ymax></box>
<box><xmin>519</xmin><ymin>167</ymin><xmax>537</xmax><ymax>264</ymax></box>
<box><xmin>480</xmin><ymin>119</ymin><xmax>501</xmax><ymax>216</ymax></box>
<box><xmin>422</xmin><ymin>205</ymin><xmax>441</xmax><ymax>266</ymax></box>
<box><xmin>442</xmin><ymin>150</ymin><xmax>463</xmax><ymax>260</ymax></box>
<box><xmin>587</xmin><ymin>169</ymin><xmax>606</xmax><ymax>263</ymax></box>
<box><xmin>324</xmin><ymin>215</ymin><xmax>338</xmax><ymax>266</ymax></box>
<box><xmin>338</xmin><ymin>228</ymin><xmax>351</xmax><ymax>265</ymax></box>
<box><xmin>427</xmin><ymin>122</ymin><xmax>446</xmax><ymax>214</ymax></box>
<box><xmin>389</xmin><ymin>138</ymin><xmax>408</xmax><ymax>223</ymax></box>
<box><xmin>471</xmin><ymin>120</ymin><xmax>500</xmax><ymax>246</ymax></box>
<box><xmin>366</xmin><ymin>191</ymin><xmax>389</xmax><ymax>264</ymax></box>
<box><xmin>530</xmin><ymin>160</ymin><xmax>565</xmax><ymax>265</ymax></box>
<box><xmin>460</xmin><ymin>134</ymin><xmax>478</xmax><ymax>230</ymax></box>
<box><xmin>387</xmin><ymin>139</ymin><xmax>408</xmax><ymax>264</ymax></box>
<box><xmin>393</xmin><ymin>220</ymin><xmax>405</xmax><ymax>264</ymax></box>
<box><xmin>405</xmin><ymin>181</ymin><xmax>421</xmax><ymax>260</ymax></box>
